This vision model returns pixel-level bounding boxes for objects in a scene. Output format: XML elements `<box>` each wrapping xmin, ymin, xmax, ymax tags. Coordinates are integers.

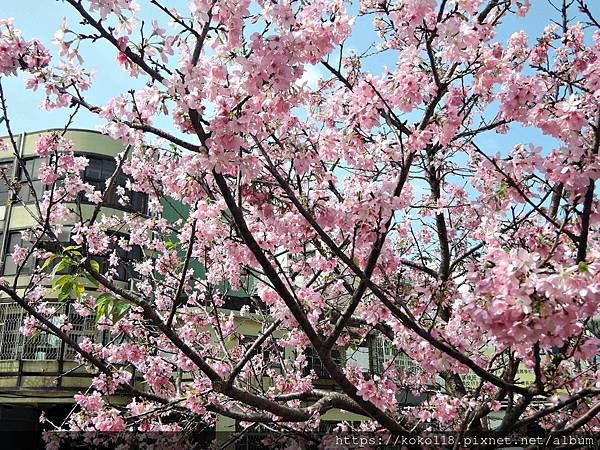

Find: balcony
<box><xmin>0</xmin><ymin>302</ymin><xmax>104</xmax><ymax>395</ymax></box>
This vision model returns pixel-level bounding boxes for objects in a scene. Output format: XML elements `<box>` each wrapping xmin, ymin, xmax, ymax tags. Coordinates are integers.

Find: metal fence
<box><xmin>0</xmin><ymin>302</ymin><xmax>101</xmax><ymax>361</ymax></box>
<box><xmin>371</xmin><ymin>334</ymin><xmax>420</xmax><ymax>376</ymax></box>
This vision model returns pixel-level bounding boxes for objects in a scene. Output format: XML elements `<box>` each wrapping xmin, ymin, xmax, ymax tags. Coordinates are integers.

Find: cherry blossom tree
<box><xmin>2</xmin><ymin>0</ymin><xmax>600</xmax><ymax>446</ymax></box>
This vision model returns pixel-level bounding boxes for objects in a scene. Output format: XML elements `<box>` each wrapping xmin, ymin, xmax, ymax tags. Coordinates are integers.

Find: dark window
<box><xmin>63</xmin><ymin>307</ymin><xmax>105</xmax><ymax>360</ymax></box>
<box><xmin>304</xmin><ymin>346</ymin><xmax>343</xmax><ymax>379</ymax></box>
<box><xmin>3</xmin><ymin>231</ymin><xmax>35</xmax><ymax>276</ymax></box>
<box><xmin>370</xmin><ymin>335</ymin><xmax>387</xmax><ymax>376</ymax></box>
<box><xmin>114</xmin><ymin>241</ymin><xmax>142</xmax><ymax>282</ymax></box>
<box><xmin>81</xmin><ymin>155</ymin><xmax>148</xmax><ymax>214</ymax></box>
<box><xmin>93</xmin><ymin>233</ymin><xmax>143</xmax><ymax>282</ymax></box>
<box><xmin>221</xmin><ymin>296</ymin><xmax>266</xmax><ymax>312</ymax></box>
<box><xmin>83</xmin><ymin>157</ymin><xmax>119</xmax><ymax>205</ymax></box>
<box><xmin>84</xmin><ymin>157</ymin><xmax>116</xmax><ymax>191</ymax></box>
<box><xmin>130</xmin><ymin>190</ymin><xmax>148</xmax><ymax>214</ymax></box>
<box><xmin>238</xmin><ymin>335</ymin><xmax>282</xmax><ymax>375</ymax></box>
<box><xmin>17</xmin><ymin>158</ymin><xmax>44</xmax><ymax>204</ymax></box>
<box><xmin>0</xmin><ymin>160</ymin><xmax>13</xmax><ymax>205</ymax></box>
<box><xmin>22</xmin><ymin>324</ymin><xmax>60</xmax><ymax>360</ymax></box>
<box><xmin>235</xmin><ymin>422</ymin><xmax>268</xmax><ymax>450</ymax></box>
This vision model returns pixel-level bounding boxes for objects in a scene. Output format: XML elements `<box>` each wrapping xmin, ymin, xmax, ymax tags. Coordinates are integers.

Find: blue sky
<box><xmin>1</xmin><ymin>0</ymin><xmax>598</xmax><ymax>156</ymax></box>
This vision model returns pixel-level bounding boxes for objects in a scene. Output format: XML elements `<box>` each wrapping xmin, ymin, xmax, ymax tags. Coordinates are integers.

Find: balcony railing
<box><xmin>0</xmin><ymin>302</ymin><xmax>102</xmax><ymax>361</ymax></box>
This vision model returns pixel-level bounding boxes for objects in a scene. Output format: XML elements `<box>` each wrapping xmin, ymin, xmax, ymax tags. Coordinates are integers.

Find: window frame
<box><xmin>0</xmin><ymin>159</ymin><xmax>15</xmax><ymax>205</ymax></box>
<box><xmin>76</xmin><ymin>152</ymin><xmax>149</xmax><ymax>215</ymax></box>
<box><xmin>3</xmin><ymin>230</ymin><xmax>36</xmax><ymax>276</ymax></box>
<box><xmin>16</xmin><ymin>157</ymin><xmax>45</xmax><ymax>204</ymax></box>
<box><xmin>89</xmin><ymin>230</ymin><xmax>143</xmax><ymax>283</ymax></box>
<box><xmin>303</xmin><ymin>346</ymin><xmax>344</xmax><ymax>379</ymax></box>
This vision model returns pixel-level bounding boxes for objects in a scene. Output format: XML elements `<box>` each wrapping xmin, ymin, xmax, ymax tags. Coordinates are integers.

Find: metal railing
<box><xmin>0</xmin><ymin>302</ymin><xmax>102</xmax><ymax>361</ymax></box>
<box><xmin>371</xmin><ymin>335</ymin><xmax>420</xmax><ymax>376</ymax></box>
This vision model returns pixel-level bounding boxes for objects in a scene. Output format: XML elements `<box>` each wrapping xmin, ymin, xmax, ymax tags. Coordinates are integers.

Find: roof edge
<box><xmin>1</xmin><ymin>127</ymin><xmax>114</xmax><ymax>140</ymax></box>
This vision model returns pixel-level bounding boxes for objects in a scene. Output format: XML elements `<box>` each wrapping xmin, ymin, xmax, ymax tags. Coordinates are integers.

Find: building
<box><xmin>0</xmin><ymin>129</ymin><xmax>421</xmax><ymax>448</ymax></box>
<box><xmin>0</xmin><ymin>129</ymin><xmax>148</xmax><ymax>448</ymax></box>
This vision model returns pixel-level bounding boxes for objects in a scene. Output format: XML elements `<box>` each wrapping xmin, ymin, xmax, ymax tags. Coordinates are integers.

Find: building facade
<box><xmin>0</xmin><ymin>129</ymin><xmax>421</xmax><ymax>448</ymax></box>
<box><xmin>0</xmin><ymin>129</ymin><xmax>147</xmax><ymax>447</ymax></box>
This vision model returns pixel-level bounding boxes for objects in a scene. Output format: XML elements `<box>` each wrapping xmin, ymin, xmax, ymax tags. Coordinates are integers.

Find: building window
<box><xmin>83</xmin><ymin>157</ymin><xmax>116</xmax><ymax>193</ymax></box>
<box><xmin>0</xmin><ymin>303</ymin><xmax>103</xmax><ymax>361</ymax></box>
<box><xmin>3</xmin><ymin>231</ymin><xmax>35</xmax><ymax>276</ymax></box>
<box><xmin>238</xmin><ymin>335</ymin><xmax>282</xmax><ymax>376</ymax></box>
<box><xmin>346</xmin><ymin>345</ymin><xmax>370</xmax><ymax>374</ymax></box>
<box><xmin>16</xmin><ymin>157</ymin><xmax>44</xmax><ymax>204</ymax></box>
<box><xmin>114</xmin><ymin>241</ymin><xmax>142</xmax><ymax>282</ymax></box>
<box><xmin>221</xmin><ymin>295</ymin><xmax>266</xmax><ymax>313</ymax></box>
<box><xmin>130</xmin><ymin>189</ymin><xmax>148</xmax><ymax>214</ymax></box>
<box><xmin>0</xmin><ymin>160</ymin><xmax>13</xmax><ymax>205</ymax></box>
<box><xmin>81</xmin><ymin>155</ymin><xmax>148</xmax><ymax>214</ymax></box>
<box><xmin>370</xmin><ymin>335</ymin><xmax>418</xmax><ymax>376</ymax></box>
<box><xmin>0</xmin><ymin>305</ymin><xmax>24</xmax><ymax>360</ymax></box>
<box><xmin>22</xmin><ymin>321</ymin><xmax>61</xmax><ymax>360</ymax></box>
<box><xmin>370</xmin><ymin>335</ymin><xmax>389</xmax><ymax>376</ymax></box>
<box><xmin>234</xmin><ymin>422</ymin><xmax>268</xmax><ymax>450</ymax></box>
<box><xmin>63</xmin><ymin>308</ymin><xmax>104</xmax><ymax>360</ymax></box>
<box><xmin>304</xmin><ymin>346</ymin><xmax>344</xmax><ymax>379</ymax></box>
<box><xmin>92</xmin><ymin>232</ymin><xmax>143</xmax><ymax>282</ymax></box>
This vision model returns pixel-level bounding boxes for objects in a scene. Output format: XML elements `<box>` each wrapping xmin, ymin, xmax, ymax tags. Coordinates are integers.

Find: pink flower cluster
<box><xmin>0</xmin><ymin>18</ymin><xmax>50</xmax><ymax>76</ymax></box>
<box><xmin>356</xmin><ymin>375</ymin><xmax>398</xmax><ymax>412</ymax></box>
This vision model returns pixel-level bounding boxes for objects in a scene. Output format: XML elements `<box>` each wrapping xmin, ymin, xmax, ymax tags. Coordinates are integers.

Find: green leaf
<box><xmin>57</xmin><ymin>280</ymin><xmax>74</xmax><ymax>302</ymax></box>
<box><xmin>52</xmin><ymin>258</ymin><xmax>72</xmax><ymax>276</ymax></box>
<box><xmin>165</xmin><ymin>240</ymin><xmax>177</xmax><ymax>251</ymax></box>
<box><xmin>95</xmin><ymin>293</ymin><xmax>112</xmax><ymax>323</ymax></box>
<box><xmin>74</xmin><ymin>282</ymin><xmax>85</xmax><ymax>299</ymax></box>
<box><xmin>52</xmin><ymin>274</ymin><xmax>74</xmax><ymax>290</ymax></box>
<box><xmin>89</xmin><ymin>259</ymin><xmax>100</xmax><ymax>272</ymax></box>
<box><xmin>578</xmin><ymin>261</ymin><xmax>589</xmax><ymax>273</ymax></box>
<box><xmin>95</xmin><ymin>303</ymin><xmax>107</xmax><ymax>323</ymax></box>
<box><xmin>111</xmin><ymin>300</ymin><xmax>131</xmax><ymax>323</ymax></box>
<box><xmin>39</xmin><ymin>255</ymin><xmax>57</xmax><ymax>273</ymax></box>
<box><xmin>96</xmin><ymin>293</ymin><xmax>112</xmax><ymax>306</ymax></box>
<box><xmin>496</xmin><ymin>180</ymin><xmax>508</xmax><ymax>197</ymax></box>
<box><xmin>83</xmin><ymin>273</ymin><xmax>99</xmax><ymax>287</ymax></box>
<box><xmin>94</xmin><ymin>293</ymin><xmax>130</xmax><ymax>323</ymax></box>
